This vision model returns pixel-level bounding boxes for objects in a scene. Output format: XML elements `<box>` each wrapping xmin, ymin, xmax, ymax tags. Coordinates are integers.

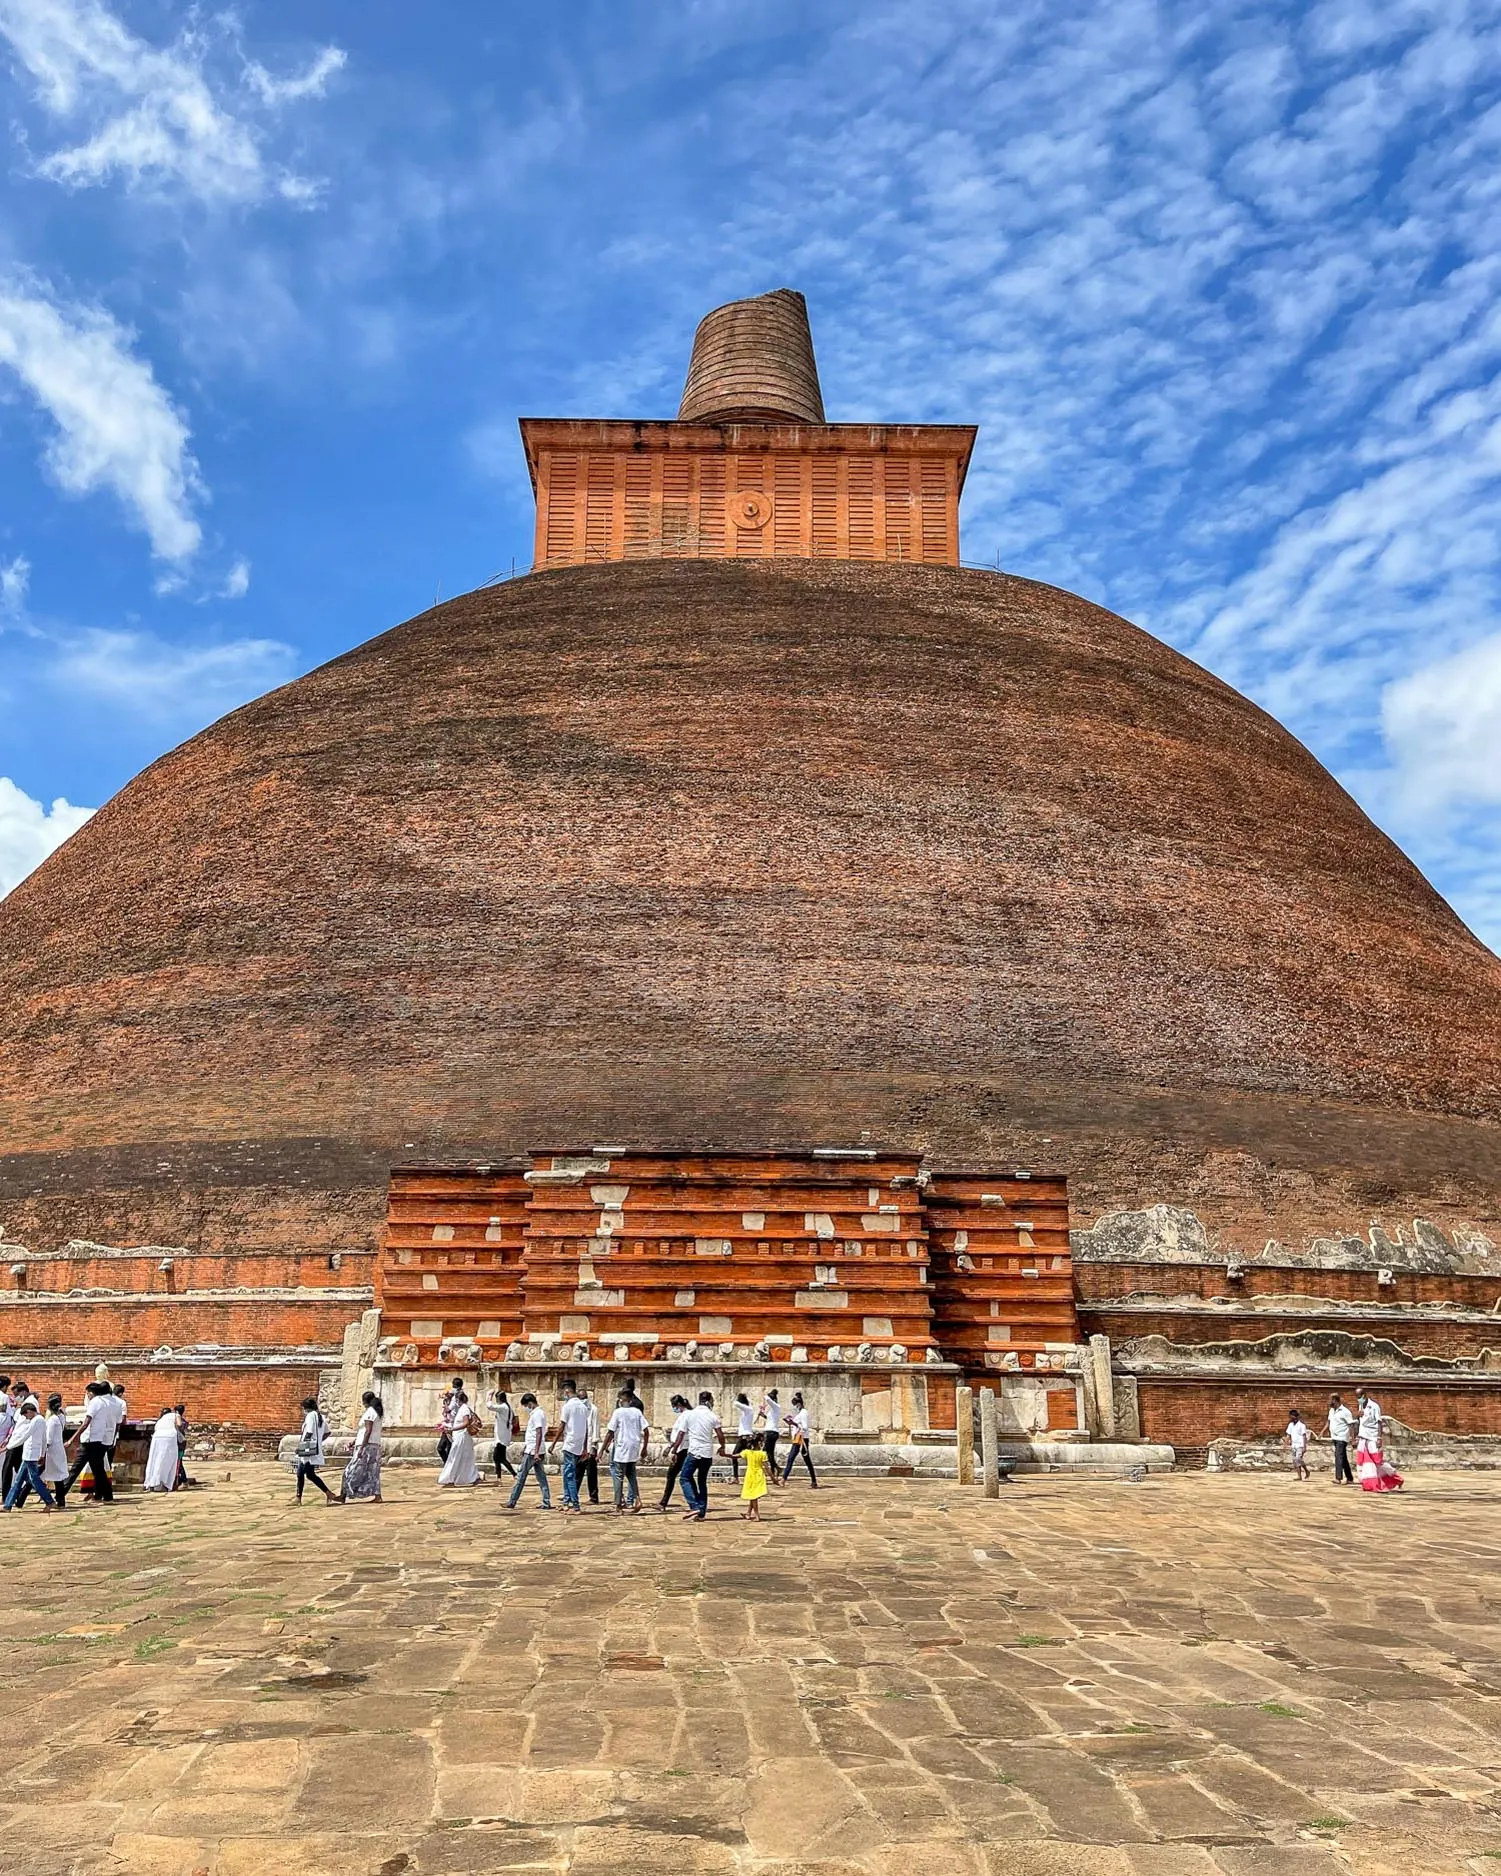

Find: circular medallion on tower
<box><xmin>729</xmin><ymin>489</ymin><xmax>773</xmax><ymax>530</ymax></box>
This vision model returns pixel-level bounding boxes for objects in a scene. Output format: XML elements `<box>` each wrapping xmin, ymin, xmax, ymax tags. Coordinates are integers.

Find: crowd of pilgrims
<box><xmin>0</xmin><ymin>1373</ymin><xmax>198</xmax><ymax>1511</ymax></box>
<box><xmin>290</xmin><ymin>1378</ymin><xmax>819</xmax><ymax>1517</ymax></box>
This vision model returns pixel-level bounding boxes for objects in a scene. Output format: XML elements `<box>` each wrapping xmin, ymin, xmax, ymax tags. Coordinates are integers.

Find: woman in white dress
<box><xmin>143</xmin><ymin>1408</ymin><xmax>180</xmax><ymax>1491</ymax></box>
<box><xmin>42</xmin><ymin>1394</ymin><xmax>70</xmax><ymax>1509</ymax></box>
<box><xmin>437</xmin><ymin>1390</ymin><xmax>482</xmax><ymax>1486</ymax></box>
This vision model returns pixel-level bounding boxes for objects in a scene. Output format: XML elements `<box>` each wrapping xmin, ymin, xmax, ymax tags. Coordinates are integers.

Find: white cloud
<box><xmin>0</xmin><ymin>775</ymin><xmax>92</xmax><ymax>895</ymax></box>
<box><xmin>1382</xmin><ymin>633</ymin><xmax>1501</xmax><ymax>814</ymax></box>
<box><xmin>0</xmin><ymin>555</ymin><xmax>29</xmax><ymax>618</ymax></box>
<box><xmin>219</xmin><ymin>555</ymin><xmax>250</xmax><ymax>599</ymax></box>
<box><xmin>0</xmin><ymin>0</ymin><xmax>343</xmax><ymax>202</ymax></box>
<box><xmin>0</xmin><ymin>274</ymin><xmax>204</xmax><ymax>560</ymax></box>
<box><xmin>51</xmin><ymin>625</ymin><xmax>296</xmax><ymax>720</ymax></box>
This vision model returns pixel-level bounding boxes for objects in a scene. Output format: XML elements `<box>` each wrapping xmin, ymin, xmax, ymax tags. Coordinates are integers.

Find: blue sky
<box><xmin>1</xmin><ymin>0</ymin><xmax>1500</xmax><ymax>951</ymax></box>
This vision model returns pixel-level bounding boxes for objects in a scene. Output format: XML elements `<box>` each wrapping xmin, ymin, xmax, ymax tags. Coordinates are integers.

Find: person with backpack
<box><xmin>292</xmin><ymin>1396</ymin><xmax>336</xmax><ymax>1504</ymax></box>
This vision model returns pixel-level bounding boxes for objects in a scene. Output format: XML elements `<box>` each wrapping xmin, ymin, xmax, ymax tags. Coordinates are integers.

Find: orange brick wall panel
<box><xmin>1082</xmin><ymin>1310</ymin><xmax>1501</xmax><ymax>1361</ymax></box>
<box><xmin>1136</xmin><ymin>1379</ymin><xmax>1501</xmax><ymax>1444</ymax></box>
<box><xmin>17</xmin><ymin>1360</ymin><xmax>326</xmax><ymax>1431</ymax></box>
<box><xmin>0</xmin><ymin>1294</ymin><xmax>359</xmax><ymax>1351</ymax></box>
<box><xmin>518</xmin><ymin>1150</ymin><xmax>934</xmax><ymax>1357</ymax></box>
<box><xmin>376</xmin><ymin>1166</ymin><xmax>529</xmax><ymax>1353</ymax></box>
<box><xmin>523</xmin><ymin>423</ymin><xmax>973</xmax><ymax>571</ymax></box>
<box><xmin>1075</xmin><ymin>1261</ymin><xmax>1501</xmax><ymax>1312</ymax></box>
<box><xmin>926</xmin><ymin>1171</ymin><xmax>1077</xmax><ymax>1369</ymax></box>
<box><xmin>9</xmin><ymin>1250</ymin><xmax>374</xmax><ymax>1295</ymax></box>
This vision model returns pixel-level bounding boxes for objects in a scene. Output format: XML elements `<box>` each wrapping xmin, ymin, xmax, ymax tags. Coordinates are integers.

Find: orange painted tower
<box><xmin>521</xmin><ymin>289</ymin><xmax>976</xmax><ymax>570</ymax></box>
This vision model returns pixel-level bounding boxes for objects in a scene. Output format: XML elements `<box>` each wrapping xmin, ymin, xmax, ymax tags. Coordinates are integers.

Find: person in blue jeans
<box><xmin>506</xmin><ymin>1393</ymin><xmax>552</xmax><ymax>1510</ymax></box>
<box><xmin>601</xmin><ymin>1388</ymin><xmax>650</xmax><ymax>1514</ymax></box>
<box><xmin>556</xmin><ymin>1379</ymin><xmax>590</xmax><ymax>1513</ymax></box>
<box><xmin>2</xmin><ymin>1401</ymin><xmax>56</xmax><ymax>1512</ymax></box>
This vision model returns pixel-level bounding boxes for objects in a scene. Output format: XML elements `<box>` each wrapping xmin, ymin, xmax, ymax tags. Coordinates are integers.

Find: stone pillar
<box><xmin>979</xmin><ymin>1387</ymin><xmax>999</xmax><ymax>1500</ymax></box>
<box><xmin>956</xmin><ymin>1384</ymin><xmax>974</xmax><ymax>1485</ymax></box>
<box><xmin>1088</xmin><ymin>1334</ymin><xmax>1115</xmax><ymax>1440</ymax></box>
<box><xmin>341</xmin><ymin>1307</ymin><xmax>382</xmax><ymax>1427</ymax></box>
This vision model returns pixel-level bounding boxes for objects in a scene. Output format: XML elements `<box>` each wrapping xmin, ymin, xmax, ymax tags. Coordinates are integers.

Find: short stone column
<box><xmin>979</xmin><ymin>1386</ymin><xmax>999</xmax><ymax>1499</ymax></box>
<box><xmin>956</xmin><ymin>1383</ymin><xmax>974</xmax><ymax>1485</ymax></box>
<box><xmin>1088</xmin><ymin>1334</ymin><xmax>1115</xmax><ymax>1438</ymax></box>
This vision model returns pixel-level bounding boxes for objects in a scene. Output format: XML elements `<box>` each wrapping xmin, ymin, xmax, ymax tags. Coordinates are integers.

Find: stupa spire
<box><xmin>677</xmin><ymin>288</ymin><xmax>826</xmax><ymax>425</ymax></box>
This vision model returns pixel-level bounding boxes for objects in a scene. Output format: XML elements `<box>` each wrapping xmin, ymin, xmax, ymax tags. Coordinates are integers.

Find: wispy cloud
<box><xmin>0</xmin><ymin>0</ymin><xmax>343</xmax><ymax>201</ymax></box>
<box><xmin>50</xmin><ymin>625</ymin><xmax>296</xmax><ymax>721</ymax></box>
<box><xmin>0</xmin><ymin>774</ymin><xmax>92</xmax><ymax>894</ymax></box>
<box><xmin>0</xmin><ymin>272</ymin><xmax>203</xmax><ymax>559</ymax></box>
<box><xmin>0</xmin><ymin>554</ymin><xmax>29</xmax><ymax>619</ymax></box>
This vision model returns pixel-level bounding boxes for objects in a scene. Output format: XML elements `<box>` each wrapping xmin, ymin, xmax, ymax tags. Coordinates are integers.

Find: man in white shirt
<box><xmin>781</xmin><ymin>1392</ymin><xmax>819</xmax><ymax>1488</ymax></box>
<box><xmin>506</xmin><ymin>1393</ymin><xmax>553</xmax><ymax>1510</ymax></box>
<box><xmin>680</xmin><ymin>1391</ymin><xmax>725</xmax><ymax>1521</ymax></box>
<box><xmin>490</xmin><ymin>1389</ymin><xmax>517</xmax><ymax>1480</ymax></box>
<box><xmin>1</xmin><ymin>1401</ymin><xmax>56</xmax><ymax>1512</ymax></box>
<box><xmin>64</xmin><ymin>1383</ymin><xmax>116</xmax><ymax>1503</ymax></box>
<box><xmin>757</xmin><ymin>1388</ymin><xmax>783</xmax><ymax>1481</ymax></box>
<box><xmin>579</xmin><ymin>1387</ymin><xmax>602</xmax><ymax>1506</ymax></box>
<box><xmin>658</xmin><ymin>1394</ymin><xmax>692</xmax><ymax>1511</ymax></box>
<box><xmin>1327</xmin><ymin>1394</ymin><xmax>1356</xmax><ymax>1485</ymax></box>
<box><xmin>1</xmin><ymin>1380</ymin><xmax>32</xmax><ymax>1502</ymax></box>
<box><xmin>601</xmin><ymin>1389</ymin><xmax>651</xmax><ymax>1513</ymax></box>
<box><xmin>555</xmin><ymin>1379</ymin><xmax>592</xmax><ymax>1513</ymax></box>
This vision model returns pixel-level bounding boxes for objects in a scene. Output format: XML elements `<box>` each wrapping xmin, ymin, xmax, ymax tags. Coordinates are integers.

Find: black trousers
<box><xmin>0</xmin><ymin>1448</ymin><xmax>20</xmax><ymax>1501</ymax></box>
<box><xmin>783</xmin><ymin>1440</ymin><xmax>819</xmax><ymax>1487</ymax></box>
<box><xmin>1332</xmin><ymin>1440</ymin><xmax>1354</xmax><ymax>1484</ymax></box>
<box><xmin>492</xmin><ymin>1440</ymin><xmax>517</xmax><ymax>1478</ymax></box>
<box><xmin>660</xmin><ymin>1449</ymin><xmax>686</xmax><ymax>1508</ymax></box>
<box><xmin>296</xmin><ymin>1461</ymin><xmax>333</xmax><ymax>1501</ymax></box>
<box><xmin>762</xmin><ymin>1432</ymin><xmax>779</xmax><ymax>1477</ymax></box>
<box><xmin>437</xmin><ymin>1431</ymin><xmax>453</xmax><ymax>1464</ymax></box>
<box><xmin>581</xmin><ymin>1452</ymin><xmax>599</xmax><ymax>1502</ymax></box>
<box><xmin>65</xmin><ymin>1441</ymin><xmax>113</xmax><ymax>1501</ymax></box>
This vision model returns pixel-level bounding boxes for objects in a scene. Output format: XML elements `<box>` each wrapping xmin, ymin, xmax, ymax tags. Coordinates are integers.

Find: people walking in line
<box><xmin>556</xmin><ymin>1379</ymin><xmax>591</xmax><ymax>1512</ymax></box>
<box><xmin>490</xmin><ymin>1388</ymin><xmax>517</xmax><ymax>1479</ymax></box>
<box><xmin>780</xmin><ymin>1392</ymin><xmax>819</xmax><ymax>1488</ymax></box>
<box><xmin>1</xmin><ymin>1401</ymin><xmax>56</xmax><ymax>1512</ymax></box>
<box><xmin>438</xmin><ymin>1390</ymin><xmax>483</xmax><ymax>1486</ymax></box>
<box><xmin>1355</xmin><ymin>1389</ymin><xmax>1404</xmax><ymax>1493</ymax></box>
<box><xmin>63</xmin><ymin>1382</ymin><xmax>115</xmax><ymax>1504</ymax></box>
<box><xmin>1285</xmin><ymin>1409</ymin><xmax>1310</xmax><ymax>1481</ymax></box>
<box><xmin>293</xmin><ymin>1397</ymin><xmax>336</xmax><ymax>1503</ymax></box>
<box><xmin>658</xmin><ymin>1395</ymin><xmax>691</xmax><ymax>1511</ymax></box>
<box><xmin>42</xmin><ymin>1395</ymin><xmax>69</xmax><ymax>1510</ymax></box>
<box><xmin>731</xmin><ymin>1392</ymin><xmax>755</xmax><ymax>1481</ymax></box>
<box><xmin>680</xmin><ymin>1391</ymin><xmax>725</xmax><ymax>1521</ymax></box>
<box><xmin>1327</xmin><ymin>1394</ymin><xmax>1355</xmax><ymax>1485</ymax></box>
<box><xmin>602</xmin><ymin>1388</ymin><xmax>650</xmax><ymax>1513</ymax></box>
<box><xmin>144</xmin><ymin>1406</ymin><xmax>181</xmax><ymax>1492</ymax></box>
<box><xmin>339</xmin><ymin>1391</ymin><xmax>385</xmax><ymax>1502</ymax></box>
<box><xmin>740</xmin><ymin>1433</ymin><xmax>769</xmax><ymax>1521</ymax></box>
<box><xmin>507</xmin><ymin>1393</ymin><xmax>552</xmax><ymax>1509</ymax></box>
<box><xmin>758</xmin><ymin>1386</ymin><xmax>782</xmax><ymax>1481</ymax></box>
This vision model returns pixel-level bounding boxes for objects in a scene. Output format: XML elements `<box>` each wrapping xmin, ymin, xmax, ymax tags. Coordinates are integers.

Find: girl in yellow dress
<box><xmin>740</xmin><ymin>1435</ymin><xmax>769</xmax><ymax>1520</ymax></box>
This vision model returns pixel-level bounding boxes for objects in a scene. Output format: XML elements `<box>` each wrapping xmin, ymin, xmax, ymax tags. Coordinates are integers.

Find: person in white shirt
<box><xmin>601</xmin><ymin>1389</ymin><xmax>651</xmax><ymax>1513</ymax></box>
<box><xmin>1327</xmin><ymin>1394</ymin><xmax>1356</xmax><ymax>1485</ymax></box>
<box><xmin>64</xmin><ymin>1382</ymin><xmax>116</xmax><ymax>1503</ymax></box>
<box><xmin>1</xmin><ymin>1401</ymin><xmax>56</xmax><ymax>1512</ymax></box>
<box><xmin>42</xmin><ymin>1394</ymin><xmax>69</xmax><ymax>1509</ymax></box>
<box><xmin>1284</xmin><ymin>1409</ymin><xmax>1310</xmax><ymax>1481</ymax></box>
<box><xmin>731</xmin><ymin>1392</ymin><xmax>756</xmax><ymax>1482</ymax></box>
<box><xmin>757</xmin><ymin>1387</ymin><xmax>783</xmax><ymax>1481</ymax></box>
<box><xmin>1</xmin><ymin>1380</ymin><xmax>32</xmax><ymax>1502</ymax></box>
<box><xmin>490</xmin><ymin>1389</ymin><xmax>517</xmax><ymax>1480</ymax></box>
<box><xmin>107</xmin><ymin>1384</ymin><xmax>128</xmax><ymax>1477</ymax></box>
<box><xmin>680</xmin><ymin>1391</ymin><xmax>725</xmax><ymax>1521</ymax></box>
<box><xmin>292</xmin><ymin>1396</ymin><xmax>335</xmax><ymax>1504</ymax></box>
<box><xmin>339</xmin><ymin>1392</ymin><xmax>385</xmax><ymax>1502</ymax></box>
<box><xmin>0</xmin><ymin>1378</ymin><xmax>15</xmax><ymax>1476</ymax></box>
<box><xmin>658</xmin><ymin>1395</ymin><xmax>692</xmax><ymax>1512</ymax></box>
<box><xmin>579</xmin><ymin>1387</ymin><xmax>602</xmax><ymax>1506</ymax></box>
<box><xmin>781</xmin><ymin>1393</ymin><xmax>819</xmax><ymax>1488</ymax></box>
<box><xmin>554</xmin><ymin>1379</ymin><xmax>592</xmax><ymax>1512</ymax></box>
<box><xmin>1355</xmin><ymin>1391</ymin><xmax>1382</xmax><ymax>1455</ymax></box>
<box><xmin>438</xmin><ymin>1390</ymin><xmax>483</xmax><ymax>1488</ymax></box>
<box><xmin>144</xmin><ymin>1408</ymin><xmax>181</xmax><ymax>1492</ymax></box>
<box><xmin>506</xmin><ymin>1393</ymin><xmax>553</xmax><ymax>1510</ymax></box>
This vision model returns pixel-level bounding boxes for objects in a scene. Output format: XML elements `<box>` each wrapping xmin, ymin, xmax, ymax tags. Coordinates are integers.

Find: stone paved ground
<box><xmin>5</xmin><ymin>1463</ymin><xmax>1501</xmax><ymax>1876</ymax></box>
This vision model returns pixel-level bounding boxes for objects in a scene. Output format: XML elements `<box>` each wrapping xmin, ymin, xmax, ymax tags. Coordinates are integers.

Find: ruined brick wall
<box><xmin>1138</xmin><ymin>1379</ymin><xmax>1501</xmax><ymax>1446</ymax></box>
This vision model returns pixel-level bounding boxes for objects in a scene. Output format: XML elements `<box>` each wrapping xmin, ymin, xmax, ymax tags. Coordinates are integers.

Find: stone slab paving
<box><xmin>4</xmin><ymin>1465</ymin><xmax>1501</xmax><ymax>1875</ymax></box>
